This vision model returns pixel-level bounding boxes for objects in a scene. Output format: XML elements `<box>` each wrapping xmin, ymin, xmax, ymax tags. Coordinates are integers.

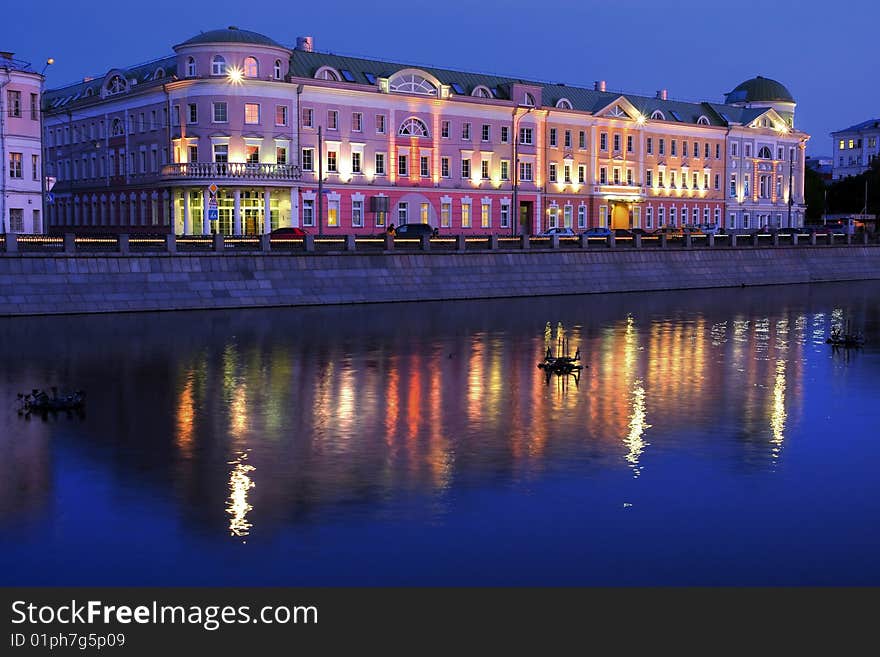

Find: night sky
<box><xmin>4</xmin><ymin>0</ymin><xmax>874</xmax><ymax>155</ymax></box>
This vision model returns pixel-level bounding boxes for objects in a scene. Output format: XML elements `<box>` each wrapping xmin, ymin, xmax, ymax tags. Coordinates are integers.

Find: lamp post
<box><xmin>511</xmin><ymin>105</ymin><xmax>533</xmax><ymax>236</ymax></box>
<box><xmin>39</xmin><ymin>57</ymin><xmax>53</xmax><ymax>235</ymax></box>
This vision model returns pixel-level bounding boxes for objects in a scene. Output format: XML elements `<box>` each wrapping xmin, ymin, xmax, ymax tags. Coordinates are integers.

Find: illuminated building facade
<box><xmin>41</xmin><ymin>28</ymin><xmax>808</xmax><ymax>235</ymax></box>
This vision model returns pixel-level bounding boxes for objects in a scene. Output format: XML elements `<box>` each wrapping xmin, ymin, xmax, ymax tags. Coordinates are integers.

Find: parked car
<box><xmin>701</xmin><ymin>224</ymin><xmax>720</xmax><ymax>235</ymax></box>
<box><xmin>394</xmin><ymin>223</ymin><xmax>437</xmax><ymax>237</ymax></box>
<box><xmin>583</xmin><ymin>227</ymin><xmax>612</xmax><ymax>237</ymax></box>
<box><xmin>539</xmin><ymin>227</ymin><xmax>578</xmax><ymax>237</ymax></box>
<box><xmin>270</xmin><ymin>226</ymin><xmax>308</xmax><ymax>237</ymax></box>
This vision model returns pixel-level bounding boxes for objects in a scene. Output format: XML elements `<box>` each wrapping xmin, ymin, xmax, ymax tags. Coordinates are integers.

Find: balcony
<box><xmin>161</xmin><ymin>162</ymin><xmax>301</xmax><ymax>182</ymax></box>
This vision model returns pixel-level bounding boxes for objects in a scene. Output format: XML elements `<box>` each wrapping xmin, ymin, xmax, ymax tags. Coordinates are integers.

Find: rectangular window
<box><xmin>578</xmin><ymin>165</ymin><xmax>585</xmax><ymax>184</ymax></box>
<box><xmin>327</xmin><ymin>199</ymin><xmax>339</xmax><ymax>227</ymax></box>
<box><xmin>563</xmin><ymin>204</ymin><xmax>573</xmax><ymax>228</ymax></box>
<box><xmin>213</xmin><ymin>144</ymin><xmax>229</xmax><ymax>164</ymax></box>
<box><xmin>646</xmin><ymin>207</ymin><xmax>653</xmax><ymax>229</ymax></box>
<box><xmin>398</xmin><ymin>202</ymin><xmax>408</xmax><ymax>225</ymax></box>
<box><xmin>519</xmin><ymin>127</ymin><xmax>533</xmax><ymax>145</ymax></box>
<box><xmin>461</xmin><ymin>159</ymin><xmax>470</xmax><ymax>178</ymax></box>
<box><xmin>9</xmin><ymin>152</ymin><xmax>22</xmax><ymax>178</ymax></box>
<box><xmin>599</xmin><ymin>205</ymin><xmax>607</xmax><ymax>227</ymax></box>
<box><xmin>613</xmin><ymin>167</ymin><xmax>620</xmax><ymax>185</ymax></box>
<box><xmin>731</xmin><ymin>142</ymin><xmax>738</xmax><ymax>157</ymax></box>
<box><xmin>327</xmin><ymin>150</ymin><xmax>337</xmax><ymax>172</ymax></box>
<box><xmin>481</xmin><ymin>159</ymin><xmax>489</xmax><ymax>179</ymax></box>
<box><xmin>745</xmin><ymin>143</ymin><xmax>751</xmax><ymax>157</ymax></box>
<box><xmin>613</xmin><ymin>134</ymin><xmax>621</xmax><ymax>152</ymax></box>
<box><xmin>500</xmin><ymin>204</ymin><xmax>510</xmax><ymax>228</ymax></box>
<box><xmin>481</xmin><ymin>124</ymin><xmax>490</xmax><ymax>142</ymax></box>
<box><xmin>441</xmin><ymin>156</ymin><xmax>450</xmax><ymax>178</ymax></box>
<box><xmin>328</xmin><ymin>110</ymin><xmax>338</xmax><ymax>130</ymax></box>
<box><xmin>212</xmin><ymin>102</ymin><xmax>227</xmax><ymax>122</ymax></box>
<box><xmin>693</xmin><ymin>142</ymin><xmax>699</xmax><ymax>158</ymax></box>
<box><xmin>30</xmin><ymin>93</ymin><xmax>38</xmax><ymax>120</ymax></box>
<box><xmin>302</xmin><ymin>148</ymin><xmax>314</xmax><ymax>171</ymax></box>
<box><xmin>548</xmin><ymin>207</ymin><xmax>558</xmax><ymax>229</ymax></box>
<box><xmin>244</xmin><ymin>103</ymin><xmax>260</xmax><ymax>124</ymax></box>
<box><xmin>9</xmin><ymin>208</ymin><xmax>23</xmax><ymax>232</ymax></box>
<box><xmin>600</xmin><ymin>133</ymin><xmax>607</xmax><ymax>150</ymax></box>
<box><xmin>729</xmin><ymin>173</ymin><xmax>736</xmax><ymax>197</ymax></box>
<box><xmin>646</xmin><ymin>137</ymin><xmax>653</xmax><ymax>154</ymax></box>
<box><xmin>421</xmin><ymin>203</ymin><xmax>429</xmax><ymax>224</ymax></box>
<box><xmin>670</xmin><ymin>140</ymin><xmax>677</xmax><ymax>156</ymax></box>
<box><xmin>352</xmin><ymin>151</ymin><xmax>362</xmax><ymax>173</ymax></box>
<box><xmin>549</xmin><ymin>128</ymin><xmax>557</xmax><ymax>147</ymax></box>
<box><xmin>599</xmin><ymin>167</ymin><xmax>607</xmax><ymax>184</ymax></box>
<box><xmin>670</xmin><ymin>171</ymin><xmax>676</xmax><ymax>187</ymax></box>
<box><xmin>32</xmin><ymin>154</ymin><xmax>39</xmax><ymax>180</ymax></box>
<box><xmin>375</xmin><ymin>153</ymin><xmax>385</xmax><ymax>175</ymax></box>
<box><xmin>461</xmin><ymin>203</ymin><xmax>471</xmax><ymax>228</ymax></box>
<box><xmin>421</xmin><ymin>155</ymin><xmax>430</xmax><ymax>177</ymax></box>
<box><xmin>500</xmin><ymin>160</ymin><xmax>509</xmax><ymax>180</ymax></box>
<box><xmin>564</xmin><ymin>130</ymin><xmax>572</xmax><ymax>148</ymax></box>
<box><xmin>398</xmin><ymin>154</ymin><xmax>408</xmax><ymax>176</ymax></box>
<box><xmin>500</xmin><ymin>126</ymin><xmax>509</xmax><ymax>143</ymax></box>
<box><xmin>519</xmin><ymin>162</ymin><xmax>532</xmax><ymax>181</ymax></box>
<box><xmin>564</xmin><ymin>164</ymin><xmax>571</xmax><ymax>183</ymax></box>
<box><xmin>275</xmin><ymin>105</ymin><xmax>288</xmax><ymax>126</ymax></box>
<box><xmin>189</xmin><ymin>145</ymin><xmax>198</xmax><ymax>163</ymax></box>
<box><xmin>303</xmin><ymin>199</ymin><xmax>314</xmax><ymax>226</ymax></box>
<box><xmin>626</xmin><ymin>168</ymin><xmax>633</xmax><ymax>185</ymax></box>
<box><xmin>670</xmin><ymin>208</ymin><xmax>677</xmax><ymax>226</ymax></box>
<box><xmin>352</xmin><ymin>200</ymin><xmax>364</xmax><ymax>227</ymax></box>
<box><xmin>352</xmin><ymin>112</ymin><xmax>362</xmax><ymax>132</ymax></box>
<box><xmin>659</xmin><ymin>138</ymin><xmax>665</xmax><ymax>156</ymax></box>
<box><xmin>441</xmin><ymin>202</ymin><xmax>451</xmax><ymax>227</ymax></box>
<box><xmin>627</xmin><ymin>135</ymin><xmax>633</xmax><ymax>152</ymax></box>
<box><xmin>658</xmin><ymin>171</ymin><xmax>664</xmax><ymax>186</ymax></box>
<box><xmin>441</xmin><ymin>121</ymin><xmax>450</xmax><ymax>138</ymax></box>
<box><xmin>579</xmin><ymin>131</ymin><xmax>586</xmax><ymax>149</ymax></box>
<box><xmin>705</xmin><ymin>143</ymin><xmax>710</xmax><ymax>159</ymax></box>
<box><xmin>577</xmin><ymin>205</ymin><xmax>586</xmax><ymax>229</ymax></box>
<box><xmin>462</xmin><ymin>123</ymin><xmax>471</xmax><ymax>140</ymax></box>
<box><xmin>703</xmin><ymin>173</ymin><xmax>709</xmax><ymax>189</ymax></box>
<box><xmin>743</xmin><ymin>213</ymin><xmax>750</xmax><ymax>229</ymax></box>
<box><xmin>481</xmin><ymin>203</ymin><xmax>490</xmax><ymax>228</ymax></box>
<box><xmin>658</xmin><ymin>207</ymin><xmax>665</xmax><ymax>226</ymax></box>
<box><xmin>276</xmin><ymin>146</ymin><xmax>288</xmax><ymax>165</ymax></box>
<box><xmin>187</xmin><ymin>103</ymin><xmax>198</xmax><ymax>124</ymax></box>
<box><xmin>302</xmin><ymin>107</ymin><xmax>313</xmax><ymax>127</ymax></box>
<box><xmin>693</xmin><ymin>172</ymin><xmax>698</xmax><ymax>189</ymax></box>
<box><xmin>716</xmin><ymin>144</ymin><xmax>720</xmax><ymax>159</ymax></box>
<box><xmin>646</xmin><ymin>170</ymin><xmax>653</xmax><ymax>186</ymax></box>
<box><xmin>245</xmin><ymin>145</ymin><xmax>259</xmax><ymax>164</ymax></box>
<box><xmin>376</xmin><ymin>114</ymin><xmax>386</xmax><ymax>134</ymax></box>
<box><xmin>549</xmin><ymin>163</ymin><xmax>557</xmax><ymax>183</ymax></box>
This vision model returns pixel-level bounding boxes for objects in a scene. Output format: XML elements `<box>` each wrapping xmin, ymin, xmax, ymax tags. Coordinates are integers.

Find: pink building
<box><xmin>41</xmin><ymin>27</ymin><xmax>807</xmax><ymax>235</ymax></box>
<box><xmin>1</xmin><ymin>52</ymin><xmax>45</xmax><ymax>234</ymax></box>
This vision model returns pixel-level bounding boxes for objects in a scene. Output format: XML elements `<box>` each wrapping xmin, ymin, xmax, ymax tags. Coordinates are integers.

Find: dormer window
<box><xmin>315</xmin><ymin>66</ymin><xmax>340</xmax><ymax>81</ymax></box>
<box><xmin>523</xmin><ymin>92</ymin><xmax>535</xmax><ymax>107</ymax></box>
<box><xmin>556</xmin><ymin>98</ymin><xmax>572</xmax><ymax>110</ymax></box>
<box><xmin>106</xmin><ymin>75</ymin><xmax>127</xmax><ymax>96</ymax></box>
<box><xmin>244</xmin><ymin>57</ymin><xmax>258</xmax><ymax>78</ymax></box>
<box><xmin>697</xmin><ymin>115</ymin><xmax>710</xmax><ymax>125</ymax></box>
<box><xmin>472</xmin><ymin>85</ymin><xmax>493</xmax><ymax>98</ymax></box>
<box><xmin>186</xmin><ymin>57</ymin><xmax>196</xmax><ymax>77</ymax></box>
<box><xmin>388</xmin><ymin>70</ymin><xmax>438</xmax><ymax>96</ymax></box>
<box><xmin>212</xmin><ymin>55</ymin><xmax>226</xmax><ymax>76</ymax></box>
<box><xmin>273</xmin><ymin>60</ymin><xmax>283</xmax><ymax>80</ymax></box>
<box><xmin>651</xmin><ymin>110</ymin><xmax>665</xmax><ymax>120</ymax></box>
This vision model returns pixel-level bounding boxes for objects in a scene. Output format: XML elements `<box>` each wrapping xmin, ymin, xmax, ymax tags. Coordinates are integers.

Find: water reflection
<box><xmin>227</xmin><ymin>450</ymin><xmax>255</xmax><ymax>539</ymax></box>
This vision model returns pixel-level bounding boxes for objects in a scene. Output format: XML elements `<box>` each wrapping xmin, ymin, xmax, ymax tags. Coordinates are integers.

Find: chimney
<box><xmin>296</xmin><ymin>36</ymin><xmax>314</xmax><ymax>52</ymax></box>
<box><xmin>656</xmin><ymin>89</ymin><xmax>668</xmax><ymax>100</ymax></box>
<box><xmin>594</xmin><ymin>80</ymin><xmax>606</xmax><ymax>92</ymax></box>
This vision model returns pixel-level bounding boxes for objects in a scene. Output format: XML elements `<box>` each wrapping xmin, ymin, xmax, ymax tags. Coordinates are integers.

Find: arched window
<box><xmin>697</xmin><ymin>115</ymin><xmax>710</xmax><ymax>125</ymax></box>
<box><xmin>555</xmin><ymin>98</ymin><xmax>572</xmax><ymax>109</ymax></box>
<box><xmin>154</xmin><ymin>67</ymin><xmax>165</xmax><ymax>80</ymax></box>
<box><xmin>186</xmin><ymin>57</ymin><xmax>196</xmax><ymax>77</ymax></box>
<box><xmin>472</xmin><ymin>85</ymin><xmax>493</xmax><ymax>98</ymax></box>
<box><xmin>758</xmin><ymin>146</ymin><xmax>772</xmax><ymax>159</ymax></box>
<box><xmin>398</xmin><ymin>117</ymin><xmax>429</xmax><ymax>137</ymax></box>
<box><xmin>244</xmin><ymin>57</ymin><xmax>258</xmax><ymax>78</ymax></box>
<box><xmin>111</xmin><ymin>118</ymin><xmax>124</xmax><ymax>136</ymax></box>
<box><xmin>650</xmin><ymin>110</ymin><xmax>665</xmax><ymax>120</ymax></box>
<box><xmin>211</xmin><ymin>55</ymin><xmax>226</xmax><ymax>76</ymax></box>
<box><xmin>315</xmin><ymin>66</ymin><xmax>340</xmax><ymax>81</ymax></box>
<box><xmin>106</xmin><ymin>75</ymin><xmax>127</xmax><ymax>95</ymax></box>
<box><xmin>273</xmin><ymin>59</ymin><xmax>283</xmax><ymax>80</ymax></box>
<box><xmin>85</xmin><ymin>87</ymin><xmax>94</xmax><ymax>97</ymax></box>
<box><xmin>388</xmin><ymin>70</ymin><xmax>438</xmax><ymax>95</ymax></box>
<box><xmin>523</xmin><ymin>92</ymin><xmax>535</xmax><ymax>106</ymax></box>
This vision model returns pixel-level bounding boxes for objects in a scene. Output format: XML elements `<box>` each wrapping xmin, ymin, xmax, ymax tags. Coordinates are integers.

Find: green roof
<box><xmin>176</xmin><ymin>27</ymin><xmax>284</xmax><ymax>49</ymax></box>
<box><xmin>725</xmin><ymin>76</ymin><xmax>794</xmax><ymax>104</ymax></box>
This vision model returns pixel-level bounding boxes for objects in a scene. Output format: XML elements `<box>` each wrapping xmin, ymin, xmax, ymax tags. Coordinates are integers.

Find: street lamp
<box><xmin>39</xmin><ymin>57</ymin><xmax>53</xmax><ymax>235</ymax></box>
<box><xmin>511</xmin><ymin>105</ymin><xmax>533</xmax><ymax>236</ymax></box>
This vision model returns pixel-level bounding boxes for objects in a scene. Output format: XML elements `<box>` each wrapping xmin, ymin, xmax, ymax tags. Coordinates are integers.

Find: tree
<box><xmin>804</xmin><ymin>165</ymin><xmax>826</xmax><ymax>222</ymax></box>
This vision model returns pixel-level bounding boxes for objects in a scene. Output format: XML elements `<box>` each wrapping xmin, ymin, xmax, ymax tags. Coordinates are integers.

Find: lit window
<box><xmin>244</xmin><ymin>57</ymin><xmax>258</xmax><ymax>78</ymax></box>
<box><xmin>398</xmin><ymin>117</ymin><xmax>428</xmax><ymax>137</ymax></box>
<box><xmin>244</xmin><ymin>103</ymin><xmax>260</xmax><ymax>124</ymax></box>
<box><xmin>388</xmin><ymin>71</ymin><xmax>437</xmax><ymax>95</ymax></box>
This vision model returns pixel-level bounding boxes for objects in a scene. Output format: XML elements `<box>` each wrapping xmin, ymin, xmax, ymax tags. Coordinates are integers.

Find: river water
<box><xmin>1</xmin><ymin>281</ymin><xmax>879</xmax><ymax>585</ymax></box>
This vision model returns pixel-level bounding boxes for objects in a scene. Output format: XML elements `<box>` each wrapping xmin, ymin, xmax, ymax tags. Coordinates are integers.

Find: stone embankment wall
<box><xmin>0</xmin><ymin>247</ymin><xmax>878</xmax><ymax>316</ymax></box>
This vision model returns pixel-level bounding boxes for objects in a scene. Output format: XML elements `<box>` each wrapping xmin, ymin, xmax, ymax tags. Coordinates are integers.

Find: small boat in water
<box><xmin>17</xmin><ymin>387</ymin><xmax>85</xmax><ymax>416</ymax></box>
<box><xmin>538</xmin><ymin>345</ymin><xmax>584</xmax><ymax>375</ymax></box>
<box><xmin>826</xmin><ymin>332</ymin><xmax>865</xmax><ymax>348</ymax></box>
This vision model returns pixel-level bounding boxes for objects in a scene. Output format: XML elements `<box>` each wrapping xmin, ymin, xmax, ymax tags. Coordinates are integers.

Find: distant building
<box><xmin>831</xmin><ymin>118</ymin><xmax>880</xmax><ymax>180</ymax></box>
<box><xmin>1</xmin><ymin>51</ymin><xmax>45</xmax><ymax>233</ymax></box>
<box><xmin>806</xmin><ymin>155</ymin><xmax>833</xmax><ymax>182</ymax></box>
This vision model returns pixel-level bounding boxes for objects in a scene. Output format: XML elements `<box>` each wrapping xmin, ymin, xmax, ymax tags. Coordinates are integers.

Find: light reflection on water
<box><xmin>1</xmin><ymin>281</ymin><xmax>880</xmax><ymax>585</ymax></box>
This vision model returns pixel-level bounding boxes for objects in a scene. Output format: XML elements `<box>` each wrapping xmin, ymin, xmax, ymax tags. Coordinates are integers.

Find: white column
<box><xmin>183</xmin><ymin>189</ymin><xmax>191</xmax><ymax>235</ymax></box>
<box><xmin>290</xmin><ymin>187</ymin><xmax>299</xmax><ymax>227</ymax></box>
<box><xmin>263</xmin><ymin>187</ymin><xmax>272</xmax><ymax>234</ymax></box>
<box><xmin>233</xmin><ymin>188</ymin><xmax>242</xmax><ymax>235</ymax></box>
<box><xmin>202</xmin><ymin>188</ymin><xmax>210</xmax><ymax>235</ymax></box>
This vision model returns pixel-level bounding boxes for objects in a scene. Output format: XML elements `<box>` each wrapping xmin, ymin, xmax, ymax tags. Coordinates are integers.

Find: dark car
<box><xmin>270</xmin><ymin>226</ymin><xmax>308</xmax><ymax>237</ymax></box>
<box><xmin>394</xmin><ymin>223</ymin><xmax>437</xmax><ymax>237</ymax></box>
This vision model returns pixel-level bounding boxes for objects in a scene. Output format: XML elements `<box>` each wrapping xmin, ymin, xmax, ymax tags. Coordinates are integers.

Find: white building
<box><xmin>831</xmin><ymin>119</ymin><xmax>880</xmax><ymax>180</ymax></box>
<box><xmin>1</xmin><ymin>51</ymin><xmax>46</xmax><ymax>233</ymax></box>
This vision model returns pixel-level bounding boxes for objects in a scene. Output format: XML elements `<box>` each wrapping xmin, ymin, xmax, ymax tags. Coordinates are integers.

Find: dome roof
<box><xmin>726</xmin><ymin>76</ymin><xmax>794</xmax><ymax>104</ymax></box>
<box><xmin>177</xmin><ymin>26</ymin><xmax>284</xmax><ymax>49</ymax></box>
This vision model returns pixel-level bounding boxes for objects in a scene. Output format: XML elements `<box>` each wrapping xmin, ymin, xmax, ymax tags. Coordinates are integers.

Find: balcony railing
<box><xmin>161</xmin><ymin>162</ymin><xmax>301</xmax><ymax>181</ymax></box>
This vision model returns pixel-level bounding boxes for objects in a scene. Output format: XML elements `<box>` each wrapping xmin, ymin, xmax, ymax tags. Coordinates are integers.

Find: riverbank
<box><xmin>1</xmin><ymin>245</ymin><xmax>878</xmax><ymax>316</ymax></box>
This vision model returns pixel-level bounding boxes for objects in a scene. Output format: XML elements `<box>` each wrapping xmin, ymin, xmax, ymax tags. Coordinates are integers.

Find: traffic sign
<box><xmin>208</xmin><ymin>183</ymin><xmax>218</xmax><ymax>195</ymax></box>
<box><xmin>46</xmin><ymin>192</ymin><xmax>55</xmax><ymax>204</ymax></box>
<box><xmin>208</xmin><ymin>207</ymin><xmax>219</xmax><ymax>222</ymax></box>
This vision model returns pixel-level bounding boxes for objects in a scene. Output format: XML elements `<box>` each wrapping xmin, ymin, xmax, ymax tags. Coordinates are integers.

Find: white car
<box><xmin>539</xmin><ymin>227</ymin><xmax>578</xmax><ymax>237</ymax></box>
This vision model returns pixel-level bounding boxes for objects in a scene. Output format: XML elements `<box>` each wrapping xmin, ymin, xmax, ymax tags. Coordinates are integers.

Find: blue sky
<box><xmin>4</xmin><ymin>0</ymin><xmax>875</xmax><ymax>155</ymax></box>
